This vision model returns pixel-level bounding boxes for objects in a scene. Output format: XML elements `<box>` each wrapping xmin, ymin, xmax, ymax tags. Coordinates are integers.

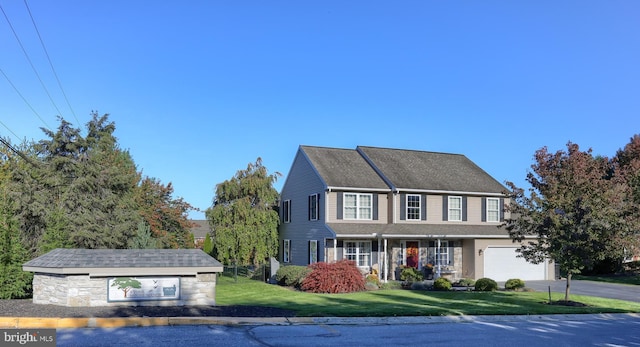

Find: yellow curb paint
<box><xmin>0</xmin><ymin>318</ymin><xmax>18</xmax><ymax>328</ymax></box>
<box><xmin>90</xmin><ymin>317</ymin><xmax>169</xmax><ymax>328</ymax></box>
<box><xmin>16</xmin><ymin>318</ymin><xmax>58</xmax><ymax>328</ymax></box>
<box><xmin>56</xmin><ymin>318</ymin><xmax>91</xmax><ymax>328</ymax></box>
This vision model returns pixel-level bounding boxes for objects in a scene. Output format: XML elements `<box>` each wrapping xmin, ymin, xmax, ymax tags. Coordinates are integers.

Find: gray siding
<box><xmin>279</xmin><ymin>149</ymin><xmax>335</xmax><ymax>266</ymax></box>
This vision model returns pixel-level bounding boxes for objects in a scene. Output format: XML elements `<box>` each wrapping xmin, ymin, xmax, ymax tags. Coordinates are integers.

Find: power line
<box><xmin>0</xmin><ymin>134</ymin><xmax>39</xmax><ymax>167</ymax></box>
<box><xmin>0</xmin><ymin>2</ymin><xmax>65</xmax><ymax>122</ymax></box>
<box><xmin>23</xmin><ymin>0</ymin><xmax>79</xmax><ymax>126</ymax></box>
<box><xmin>0</xmin><ymin>119</ymin><xmax>23</xmax><ymax>142</ymax></box>
<box><xmin>0</xmin><ymin>67</ymin><xmax>52</xmax><ymax>130</ymax></box>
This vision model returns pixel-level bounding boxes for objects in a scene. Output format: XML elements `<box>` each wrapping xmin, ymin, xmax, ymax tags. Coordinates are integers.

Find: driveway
<box><xmin>525</xmin><ymin>280</ymin><xmax>640</xmax><ymax>303</ymax></box>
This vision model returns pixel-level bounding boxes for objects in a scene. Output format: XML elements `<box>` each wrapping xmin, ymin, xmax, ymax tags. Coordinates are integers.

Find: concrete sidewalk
<box><xmin>1</xmin><ymin>313</ymin><xmax>639</xmax><ymax>329</ymax></box>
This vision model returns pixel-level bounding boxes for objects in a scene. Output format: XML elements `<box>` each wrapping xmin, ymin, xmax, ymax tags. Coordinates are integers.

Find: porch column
<box><xmin>436</xmin><ymin>238</ymin><xmax>441</xmax><ymax>278</ymax></box>
<box><xmin>333</xmin><ymin>238</ymin><xmax>337</xmax><ymax>262</ymax></box>
<box><xmin>383</xmin><ymin>238</ymin><xmax>388</xmax><ymax>282</ymax></box>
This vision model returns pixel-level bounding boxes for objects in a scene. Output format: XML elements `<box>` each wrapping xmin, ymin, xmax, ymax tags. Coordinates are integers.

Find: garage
<box><xmin>483</xmin><ymin>247</ymin><xmax>547</xmax><ymax>281</ymax></box>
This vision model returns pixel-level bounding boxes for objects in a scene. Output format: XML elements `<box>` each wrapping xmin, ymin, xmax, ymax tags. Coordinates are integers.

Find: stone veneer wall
<box><xmin>32</xmin><ymin>273</ymin><xmax>217</xmax><ymax>307</ymax></box>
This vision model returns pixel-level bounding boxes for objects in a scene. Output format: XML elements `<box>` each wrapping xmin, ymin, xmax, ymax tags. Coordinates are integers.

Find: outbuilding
<box><xmin>23</xmin><ymin>248</ymin><xmax>224</xmax><ymax>307</ymax></box>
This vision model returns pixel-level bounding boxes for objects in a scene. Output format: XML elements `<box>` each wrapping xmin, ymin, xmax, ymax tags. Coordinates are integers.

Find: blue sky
<box><xmin>1</xmin><ymin>1</ymin><xmax>639</xmax><ymax>219</ymax></box>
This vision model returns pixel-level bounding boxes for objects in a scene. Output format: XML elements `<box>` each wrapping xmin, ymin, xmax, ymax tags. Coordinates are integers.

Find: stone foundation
<box><xmin>32</xmin><ymin>273</ymin><xmax>217</xmax><ymax>307</ymax></box>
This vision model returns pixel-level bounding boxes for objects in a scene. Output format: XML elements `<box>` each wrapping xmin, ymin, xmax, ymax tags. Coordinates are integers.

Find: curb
<box><xmin>0</xmin><ymin>313</ymin><xmax>637</xmax><ymax>329</ymax></box>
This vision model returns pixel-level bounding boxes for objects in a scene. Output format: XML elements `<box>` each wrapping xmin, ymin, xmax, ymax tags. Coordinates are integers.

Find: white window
<box><xmin>345</xmin><ymin>241</ymin><xmax>371</xmax><ymax>267</ymax></box>
<box><xmin>407</xmin><ymin>194</ymin><xmax>421</xmax><ymax>220</ymax></box>
<box><xmin>448</xmin><ymin>196</ymin><xmax>462</xmax><ymax>221</ymax></box>
<box><xmin>344</xmin><ymin>193</ymin><xmax>372</xmax><ymax>220</ymax></box>
<box><xmin>486</xmin><ymin>198</ymin><xmax>500</xmax><ymax>222</ymax></box>
<box><xmin>309</xmin><ymin>194</ymin><xmax>319</xmax><ymax>221</ymax></box>
<box><xmin>436</xmin><ymin>240</ymin><xmax>450</xmax><ymax>266</ymax></box>
<box><xmin>309</xmin><ymin>240</ymin><xmax>318</xmax><ymax>264</ymax></box>
<box><xmin>283</xmin><ymin>239</ymin><xmax>291</xmax><ymax>263</ymax></box>
<box><xmin>283</xmin><ymin>200</ymin><xmax>291</xmax><ymax>223</ymax></box>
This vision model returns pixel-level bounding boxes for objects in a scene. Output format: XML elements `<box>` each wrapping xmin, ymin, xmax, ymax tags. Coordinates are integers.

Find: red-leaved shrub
<box><xmin>300</xmin><ymin>259</ymin><xmax>366</xmax><ymax>293</ymax></box>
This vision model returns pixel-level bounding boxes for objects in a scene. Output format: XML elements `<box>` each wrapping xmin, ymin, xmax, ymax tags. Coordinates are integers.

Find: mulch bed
<box><xmin>549</xmin><ymin>300</ymin><xmax>588</xmax><ymax>307</ymax></box>
<box><xmin>0</xmin><ymin>300</ymin><xmax>296</xmax><ymax>318</ymax></box>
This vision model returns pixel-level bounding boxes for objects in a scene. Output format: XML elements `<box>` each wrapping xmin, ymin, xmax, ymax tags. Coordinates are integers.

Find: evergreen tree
<box><xmin>129</xmin><ymin>219</ymin><xmax>158</xmax><ymax>249</ymax></box>
<box><xmin>0</xmin><ymin>189</ymin><xmax>32</xmax><ymax>299</ymax></box>
<box><xmin>203</xmin><ymin>233</ymin><xmax>213</xmax><ymax>255</ymax></box>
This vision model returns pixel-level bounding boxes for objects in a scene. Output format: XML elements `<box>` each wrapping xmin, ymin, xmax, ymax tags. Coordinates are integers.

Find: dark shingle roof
<box><xmin>190</xmin><ymin>220</ymin><xmax>211</xmax><ymax>240</ymax></box>
<box><xmin>357</xmin><ymin>146</ymin><xmax>506</xmax><ymax>193</ymax></box>
<box><xmin>300</xmin><ymin>146</ymin><xmax>389</xmax><ymax>190</ymax></box>
<box><xmin>23</xmin><ymin>249</ymin><xmax>223</xmax><ymax>276</ymax></box>
<box><xmin>327</xmin><ymin>223</ymin><xmax>509</xmax><ymax>238</ymax></box>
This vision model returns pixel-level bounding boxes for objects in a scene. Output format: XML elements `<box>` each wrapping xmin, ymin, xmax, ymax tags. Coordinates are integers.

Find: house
<box><xmin>190</xmin><ymin>219</ymin><xmax>212</xmax><ymax>247</ymax></box>
<box><xmin>278</xmin><ymin>145</ymin><xmax>554</xmax><ymax>282</ymax></box>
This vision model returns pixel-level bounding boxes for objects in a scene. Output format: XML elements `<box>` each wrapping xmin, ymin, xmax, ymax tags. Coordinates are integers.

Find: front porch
<box><xmin>325</xmin><ymin>238</ymin><xmax>468</xmax><ymax>282</ymax></box>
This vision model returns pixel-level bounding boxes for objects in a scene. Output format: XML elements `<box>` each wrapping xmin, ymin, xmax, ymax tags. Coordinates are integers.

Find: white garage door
<box><xmin>484</xmin><ymin>247</ymin><xmax>546</xmax><ymax>281</ymax></box>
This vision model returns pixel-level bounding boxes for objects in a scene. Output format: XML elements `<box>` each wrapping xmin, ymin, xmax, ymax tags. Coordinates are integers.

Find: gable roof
<box><xmin>298</xmin><ymin>145</ymin><xmax>506</xmax><ymax>194</ymax></box>
<box><xmin>300</xmin><ymin>145</ymin><xmax>389</xmax><ymax>190</ymax></box>
<box><xmin>357</xmin><ymin>146</ymin><xmax>506</xmax><ymax>194</ymax></box>
<box><xmin>23</xmin><ymin>248</ymin><xmax>223</xmax><ymax>276</ymax></box>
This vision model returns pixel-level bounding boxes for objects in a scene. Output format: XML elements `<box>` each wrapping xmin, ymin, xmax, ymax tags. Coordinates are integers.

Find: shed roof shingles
<box><xmin>24</xmin><ymin>248</ymin><xmax>222</xmax><ymax>269</ymax></box>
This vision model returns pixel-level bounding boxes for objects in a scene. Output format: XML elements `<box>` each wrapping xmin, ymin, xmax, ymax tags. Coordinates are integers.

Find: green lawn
<box><xmin>216</xmin><ymin>276</ymin><xmax>640</xmax><ymax>317</ymax></box>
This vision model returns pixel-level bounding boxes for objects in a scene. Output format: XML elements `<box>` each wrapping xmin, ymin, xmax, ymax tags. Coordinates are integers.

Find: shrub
<box><xmin>400</xmin><ymin>267</ymin><xmax>424</xmax><ymax>282</ymax></box>
<box><xmin>380</xmin><ymin>281</ymin><xmax>403</xmax><ymax>290</ymax></box>
<box><xmin>433</xmin><ymin>277</ymin><xmax>452</xmax><ymax>291</ymax></box>
<box><xmin>275</xmin><ymin>265</ymin><xmax>311</xmax><ymax>288</ymax></box>
<box><xmin>301</xmin><ymin>259</ymin><xmax>366</xmax><ymax>293</ymax></box>
<box><xmin>364</xmin><ymin>282</ymin><xmax>379</xmax><ymax>291</ymax></box>
<box><xmin>365</xmin><ymin>273</ymin><xmax>380</xmax><ymax>286</ymax></box>
<box><xmin>474</xmin><ymin>277</ymin><xmax>498</xmax><ymax>291</ymax></box>
<box><xmin>454</xmin><ymin>278</ymin><xmax>476</xmax><ymax>287</ymax></box>
<box><xmin>504</xmin><ymin>278</ymin><xmax>526</xmax><ymax>290</ymax></box>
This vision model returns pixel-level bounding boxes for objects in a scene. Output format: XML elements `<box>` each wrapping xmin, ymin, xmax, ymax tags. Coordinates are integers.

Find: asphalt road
<box><xmin>525</xmin><ymin>280</ymin><xmax>640</xmax><ymax>302</ymax></box>
<box><xmin>56</xmin><ymin>314</ymin><xmax>640</xmax><ymax>347</ymax></box>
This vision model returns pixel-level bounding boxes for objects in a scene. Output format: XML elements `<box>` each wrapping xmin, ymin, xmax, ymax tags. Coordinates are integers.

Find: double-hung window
<box><xmin>283</xmin><ymin>200</ymin><xmax>291</xmax><ymax>223</ymax></box>
<box><xmin>486</xmin><ymin>198</ymin><xmax>500</xmax><ymax>222</ymax></box>
<box><xmin>309</xmin><ymin>194</ymin><xmax>319</xmax><ymax>221</ymax></box>
<box><xmin>448</xmin><ymin>196</ymin><xmax>462</xmax><ymax>221</ymax></box>
<box><xmin>436</xmin><ymin>240</ymin><xmax>450</xmax><ymax>266</ymax></box>
<box><xmin>344</xmin><ymin>193</ymin><xmax>372</xmax><ymax>220</ymax></box>
<box><xmin>345</xmin><ymin>241</ymin><xmax>371</xmax><ymax>267</ymax></box>
<box><xmin>309</xmin><ymin>240</ymin><xmax>318</xmax><ymax>264</ymax></box>
<box><xmin>283</xmin><ymin>239</ymin><xmax>291</xmax><ymax>263</ymax></box>
<box><xmin>407</xmin><ymin>194</ymin><xmax>421</xmax><ymax>220</ymax></box>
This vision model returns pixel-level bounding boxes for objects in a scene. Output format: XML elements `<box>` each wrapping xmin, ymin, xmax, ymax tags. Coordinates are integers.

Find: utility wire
<box><xmin>23</xmin><ymin>0</ymin><xmax>79</xmax><ymax>126</ymax></box>
<box><xmin>0</xmin><ymin>134</ymin><xmax>38</xmax><ymax>167</ymax></box>
<box><xmin>0</xmin><ymin>67</ymin><xmax>51</xmax><ymax>129</ymax></box>
<box><xmin>0</xmin><ymin>119</ymin><xmax>23</xmax><ymax>142</ymax></box>
<box><xmin>0</xmin><ymin>3</ymin><xmax>64</xmax><ymax>122</ymax></box>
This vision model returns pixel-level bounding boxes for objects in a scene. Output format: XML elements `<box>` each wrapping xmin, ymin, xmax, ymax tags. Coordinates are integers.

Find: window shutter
<box><xmin>308</xmin><ymin>195</ymin><xmax>311</xmax><ymax>220</ymax></box>
<box><xmin>337</xmin><ymin>192</ymin><xmax>343</xmax><ymax>220</ymax></box>
<box><xmin>421</xmin><ymin>194</ymin><xmax>427</xmax><ymax>220</ymax></box>
<box><xmin>449</xmin><ymin>243</ymin><xmax>455</xmax><ymax>265</ymax></box>
<box><xmin>372</xmin><ymin>194</ymin><xmax>379</xmax><ymax>220</ymax></box>
<box><xmin>499</xmin><ymin>198</ymin><xmax>505</xmax><ymax>221</ymax></box>
<box><xmin>442</xmin><ymin>196</ymin><xmax>448</xmax><ymax>221</ymax></box>
<box><xmin>481</xmin><ymin>198</ymin><xmax>487</xmax><ymax>222</ymax></box>
<box><xmin>462</xmin><ymin>197</ymin><xmax>467</xmax><ymax>221</ymax></box>
<box><xmin>400</xmin><ymin>193</ymin><xmax>406</xmax><ymax>220</ymax></box>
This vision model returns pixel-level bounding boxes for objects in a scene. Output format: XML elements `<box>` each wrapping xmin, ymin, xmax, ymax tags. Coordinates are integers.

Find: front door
<box><xmin>405</xmin><ymin>241</ymin><xmax>419</xmax><ymax>268</ymax></box>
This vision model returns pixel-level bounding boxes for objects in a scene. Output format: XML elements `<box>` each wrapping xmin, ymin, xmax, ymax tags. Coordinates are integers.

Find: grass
<box><xmin>573</xmin><ymin>274</ymin><xmax>640</xmax><ymax>286</ymax></box>
<box><xmin>216</xmin><ymin>276</ymin><xmax>640</xmax><ymax>317</ymax></box>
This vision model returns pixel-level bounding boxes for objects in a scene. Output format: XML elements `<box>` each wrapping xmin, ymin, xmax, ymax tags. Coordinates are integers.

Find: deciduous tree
<box><xmin>504</xmin><ymin>142</ymin><xmax>631</xmax><ymax>301</ymax></box>
<box><xmin>206</xmin><ymin>158</ymin><xmax>280</xmax><ymax>266</ymax></box>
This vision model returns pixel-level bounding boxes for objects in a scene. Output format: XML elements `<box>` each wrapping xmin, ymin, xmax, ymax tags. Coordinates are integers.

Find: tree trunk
<box><xmin>564</xmin><ymin>272</ymin><xmax>571</xmax><ymax>302</ymax></box>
